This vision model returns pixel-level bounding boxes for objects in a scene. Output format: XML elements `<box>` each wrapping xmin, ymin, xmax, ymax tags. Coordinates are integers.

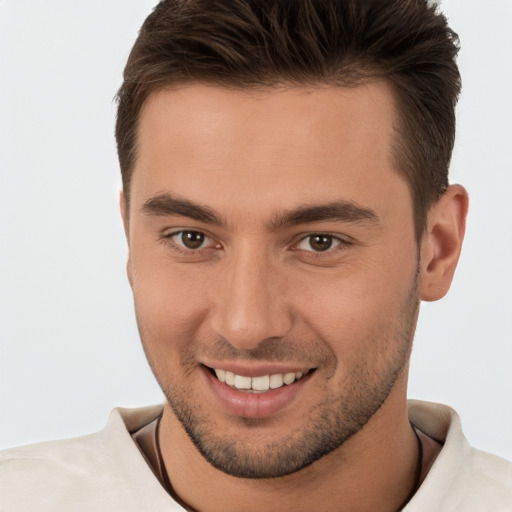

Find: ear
<box><xmin>119</xmin><ymin>190</ymin><xmax>129</xmax><ymax>240</ymax></box>
<box><xmin>419</xmin><ymin>184</ymin><xmax>469</xmax><ymax>302</ymax></box>
<box><xmin>119</xmin><ymin>190</ymin><xmax>133</xmax><ymax>288</ymax></box>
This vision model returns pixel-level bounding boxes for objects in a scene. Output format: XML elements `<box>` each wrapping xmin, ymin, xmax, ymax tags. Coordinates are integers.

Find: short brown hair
<box><xmin>116</xmin><ymin>0</ymin><xmax>461</xmax><ymax>240</ymax></box>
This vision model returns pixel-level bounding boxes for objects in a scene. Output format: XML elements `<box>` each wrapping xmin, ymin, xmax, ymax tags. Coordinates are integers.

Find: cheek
<box><xmin>289</xmin><ymin>255</ymin><xmax>417</xmax><ymax>355</ymax></box>
<box><xmin>130</xmin><ymin>252</ymin><xmax>213</xmax><ymax>354</ymax></box>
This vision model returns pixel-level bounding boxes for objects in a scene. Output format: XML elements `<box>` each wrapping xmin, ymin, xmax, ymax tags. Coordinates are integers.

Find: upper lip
<box><xmin>201</xmin><ymin>362</ymin><xmax>314</xmax><ymax>378</ymax></box>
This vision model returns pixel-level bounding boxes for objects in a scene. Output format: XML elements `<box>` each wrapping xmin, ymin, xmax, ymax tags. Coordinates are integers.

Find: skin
<box><xmin>122</xmin><ymin>83</ymin><xmax>468</xmax><ymax>511</ymax></box>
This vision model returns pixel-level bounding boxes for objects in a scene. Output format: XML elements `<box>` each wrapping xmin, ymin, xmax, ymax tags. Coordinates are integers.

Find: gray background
<box><xmin>1</xmin><ymin>1</ymin><xmax>511</xmax><ymax>460</ymax></box>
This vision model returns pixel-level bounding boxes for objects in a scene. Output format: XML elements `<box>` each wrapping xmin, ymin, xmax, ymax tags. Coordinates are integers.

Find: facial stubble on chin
<box><xmin>139</xmin><ymin>272</ymin><xmax>420</xmax><ymax>480</ymax></box>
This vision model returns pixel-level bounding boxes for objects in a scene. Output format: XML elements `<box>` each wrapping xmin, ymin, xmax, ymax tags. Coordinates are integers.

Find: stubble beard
<box><xmin>141</xmin><ymin>273</ymin><xmax>420</xmax><ymax>479</ymax></box>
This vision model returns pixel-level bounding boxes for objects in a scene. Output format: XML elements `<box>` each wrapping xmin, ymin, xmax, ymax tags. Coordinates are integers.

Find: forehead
<box><xmin>131</xmin><ymin>82</ymin><xmax>408</xmax><ymax>221</ymax></box>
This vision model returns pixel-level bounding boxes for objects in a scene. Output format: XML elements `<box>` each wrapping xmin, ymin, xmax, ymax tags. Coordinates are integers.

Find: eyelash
<box><xmin>160</xmin><ymin>230</ymin><xmax>351</xmax><ymax>257</ymax></box>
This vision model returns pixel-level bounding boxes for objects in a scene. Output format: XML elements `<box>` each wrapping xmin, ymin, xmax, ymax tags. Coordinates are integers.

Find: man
<box><xmin>1</xmin><ymin>0</ymin><xmax>511</xmax><ymax>510</ymax></box>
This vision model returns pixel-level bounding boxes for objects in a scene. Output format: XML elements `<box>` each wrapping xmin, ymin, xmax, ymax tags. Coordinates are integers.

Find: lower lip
<box><xmin>201</xmin><ymin>366</ymin><xmax>312</xmax><ymax>419</ymax></box>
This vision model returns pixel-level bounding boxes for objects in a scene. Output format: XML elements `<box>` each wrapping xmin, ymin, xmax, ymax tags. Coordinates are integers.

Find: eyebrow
<box><xmin>141</xmin><ymin>192</ymin><xmax>380</xmax><ymax>230</ymax></box>
<box><xmin>142</xmin><ymin>193</ymin><xmax>225</xmax><ymax>226</ymax></box>
<box><xmin>269</xmin><ymin>201</ymin><xmax>380</xmax><ymax>230</ymax></box>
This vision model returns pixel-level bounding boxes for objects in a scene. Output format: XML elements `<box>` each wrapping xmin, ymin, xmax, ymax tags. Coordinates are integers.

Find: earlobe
<box><xmin>419</xmin><ymin>185</ymin><xmax>469</xmax><ymax>302</ymax></box>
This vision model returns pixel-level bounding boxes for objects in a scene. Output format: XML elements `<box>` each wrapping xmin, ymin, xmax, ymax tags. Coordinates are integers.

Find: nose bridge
<box><xmin>210</xmin><ymin>242</ymin><xmax>291</xmax><ymax>350</ymax></box>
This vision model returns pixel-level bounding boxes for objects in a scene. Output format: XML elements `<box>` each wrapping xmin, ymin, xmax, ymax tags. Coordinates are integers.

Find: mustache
<box><xmin>183</xmin><ymin>336</ymin><xmax>334</xmax><ymax>367</ymax></box>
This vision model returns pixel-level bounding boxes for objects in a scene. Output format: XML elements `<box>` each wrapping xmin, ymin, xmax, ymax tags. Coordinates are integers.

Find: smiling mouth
<box><xmin>205</xmin><ymin>366</ymin><xmax>316</xmax><ymax>393</ymax></box>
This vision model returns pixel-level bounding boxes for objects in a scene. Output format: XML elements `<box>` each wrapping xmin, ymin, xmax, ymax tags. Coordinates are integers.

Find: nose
<box><xmin>209</xmin><ymin>247</ymin><xmax>293</xmax><ymax>351</ymax></box>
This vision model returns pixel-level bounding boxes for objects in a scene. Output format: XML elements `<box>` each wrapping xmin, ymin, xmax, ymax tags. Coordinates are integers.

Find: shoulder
<box><xmin>426</xmin><ymin>445</ymin><xmax>512</xmax><ymax>511</ymax></box>
<box><xmin>407</xmin><ymin>400</ymin><xmax>512</xmax><ymax>511</ymax></box>
<box><xmin>1</xmin><ymin>431</ymin><xmax>117</xmax><ymax>511</ymax></box>
<box><xmin>461</xmin><ymin>446</ymin><xmax>512</xmax><ymax>499</ymax></box>
<box><xmin>0</xmin><ymin>405</ymin><xmax>165</xmax><ymax>512</ymax></box>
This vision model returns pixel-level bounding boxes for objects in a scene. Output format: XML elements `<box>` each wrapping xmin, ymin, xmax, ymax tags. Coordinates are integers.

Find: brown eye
<box><xmin>180</xmin><ymin>231</ymin><xmax>205</xmax><ymax>249</ymax></box>
<box><xmin>297</xmin><ymin>234</ymin><xmax>343</xmax><ymax>253</ymax></box>
<box><xmin>309</xmin><ymin>235</ymin><xmax>333</xmax><ymax>252</ymax></box>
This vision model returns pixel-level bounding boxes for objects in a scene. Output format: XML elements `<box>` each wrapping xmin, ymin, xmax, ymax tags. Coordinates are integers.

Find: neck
<box><xmin>158</xmin><ymin>376</ymin><xmax>422</xmax><ymax>512</ymax></box>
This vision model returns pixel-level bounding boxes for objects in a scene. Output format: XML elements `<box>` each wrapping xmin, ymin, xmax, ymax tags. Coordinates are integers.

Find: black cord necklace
<box><xmin>154</xmin><ymin>416</ymin><xmax>423</xmax><ymax>512</ymax></box>
<box><xmin>395</xmin><ymin>423</ymin><xmax>424</xmax><ymax>511</ymax></box>
<box><xmin>155</xmin><ymin>414</ymin><xmax>174</xmax><ymax>496</ymax></box>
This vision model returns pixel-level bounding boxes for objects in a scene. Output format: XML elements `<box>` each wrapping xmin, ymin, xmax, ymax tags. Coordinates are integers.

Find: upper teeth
<box><xmin>214</xmin><ymin>369</ymin><xmax>304</xmax><ymax>392</ymax></box>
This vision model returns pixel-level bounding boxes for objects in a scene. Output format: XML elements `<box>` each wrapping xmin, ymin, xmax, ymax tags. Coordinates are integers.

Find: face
<box><xmin>125</xmin><ymin>83</ymin><xmax>420</xmax><ymax>478</ymax></box>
